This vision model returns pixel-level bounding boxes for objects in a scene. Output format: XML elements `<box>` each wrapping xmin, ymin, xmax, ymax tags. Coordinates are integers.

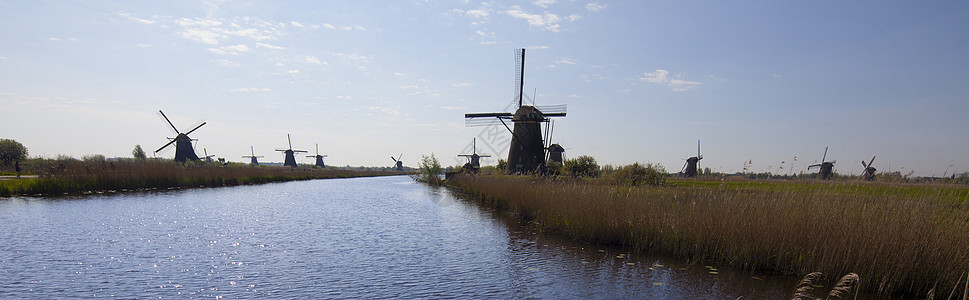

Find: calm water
<box><xmin>1</xmin><ymin>175</ymin><xmax>798</xmax><ymax>298</ymax></box>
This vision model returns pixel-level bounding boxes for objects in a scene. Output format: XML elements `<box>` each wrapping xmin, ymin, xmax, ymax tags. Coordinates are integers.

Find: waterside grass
<box><xmin>1</xmin><ymin>159</ymin><xmax>409</xmax><ymax>197</ymax></box>
<box><xmin>448</xmin><ymin>174</ymin><xmax>969</xmax><ymax>297</ymax></box>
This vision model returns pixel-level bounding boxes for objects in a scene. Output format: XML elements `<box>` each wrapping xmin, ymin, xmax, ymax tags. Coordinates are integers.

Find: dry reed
<box><xmin>448</xmin><ymin>174</ymin><xmax>969</xmax><ymax>298</ymax></box>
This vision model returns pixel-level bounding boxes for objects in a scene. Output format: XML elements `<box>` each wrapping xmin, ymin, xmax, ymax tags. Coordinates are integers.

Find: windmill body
<box><xmin>307</xmin><ymin>143</ymin><xmax>328</xmax><ymax>168</ymax></box>
<box><xmin>463</xmin><ymin>48</ymin><xmax>566</xmax><ymax>174</ymax></box>
<box><xmin>242</xmin><ymin>146</ymin><xmax>263</xmax><ymax>165</ymax></box>
<box><xmin>155</xmin><ymin>110</ymin><xmax>205</xmax><ymax>163</ymax></box>
<box><xmin>458</xmin><ymin>138</ymin><xmax>491</xmax><ymax>171</ymax></box>
<box><xmin>547</xmin><ymin>144</ymin><xmax>565</xmax><ymax>164</ymax></box>
<box><xmin>861</xmin><ymin>156</ymin><xmax>876</xmax><ymax>181</ymax></box>
<box><xmin>808</xmin><ymin>147</ymin><xmax>836</xmax><ymax>179</ymax></box>
<box><xmin>391</xmin><ymin>154</ymin><xmax>403</xmax><ymax>171</ymax></box>
<box><xmin>276</xmin><ymin>134</ymin><xmax>306</xmax><ymax>168</ymax></box>
<box><xmin>682</xmin><ymin>140</ymin><xmax>703</xmax><ymax>177</ymax></box>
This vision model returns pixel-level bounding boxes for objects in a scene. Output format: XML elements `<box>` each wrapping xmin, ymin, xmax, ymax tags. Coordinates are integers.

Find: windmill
<box><xmin>306</xmin><ymin>143</ymin><xmax>328</xmax><ymax>168</ymax></box>
<box><xmin>458</xmin><ymin>138</ymin><xmax>491</xmax><ymax>171</ymax></box>
<box><xmin>154</xmin><ymin>110</ymin><xmax>205</xmax><ymax>163</ymax></box>
<box><xmin>464</xmin><ymin>48</ymin><xmax>567</xmax><ymax>174</ymax></box>
<box><xmin>201</xmin><ymin>148</ymin><xmax>215</xmax><ymax>162</ymax></box>
<box><xmin>391</xmin><ymin>154</ymin><xmax>403</xmax><ymax>171</ymax></box>
<box><xmin>276</xmin><ymin>134</ymin><xmax>306</xmax><ymax>168</ymax></box>
<box><xmin>242</xmin><ymin>146</ymin><xmax>263</xmax><ymax>165</ymax></box>
<box><xmin>680</xmin><ymin>140</ymin><xmax>703</xmax><ymax>177</ymax></box>
<box><xmin>544</xmin><ymin>119</ymin><xmax>565</xmax><ymax>164</ymax></box>
<box><xmin>808</xmin><ymin>147</ymin><xmax>836</xmax><ymax>179</ymax></box>
<box><xmin>861</xmin><ymin>156</ymin><xmax>876</xmax><ymax>181</ymax></box>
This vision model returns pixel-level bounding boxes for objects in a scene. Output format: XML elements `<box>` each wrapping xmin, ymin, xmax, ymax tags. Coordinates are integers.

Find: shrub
<box><xmin>563</xmin><ymin>155</ymin><xmax>600</xmax><ymax>178</ymax></box>
<box><xmin>606</xmin><ymin>162</ymin><xmax>668</xmax><ymax>186</ymax></box>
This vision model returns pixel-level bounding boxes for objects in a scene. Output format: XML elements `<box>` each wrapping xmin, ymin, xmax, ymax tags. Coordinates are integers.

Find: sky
<box><xmin>1</xmin><ymin>1</ymin><xmax>967</xmax><ymax>176</ymax></box>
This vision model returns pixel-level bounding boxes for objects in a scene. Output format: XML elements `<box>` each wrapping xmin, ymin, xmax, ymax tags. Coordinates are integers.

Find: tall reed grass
<box><xmin>1</xmin><ymin>159</ymin><xmax>407</xmax><ymax>197</ymax></box>
<box><xmin>448</xmin><ymin>174</ymin><xmax>969</xmax><ymax>297</ymax></box>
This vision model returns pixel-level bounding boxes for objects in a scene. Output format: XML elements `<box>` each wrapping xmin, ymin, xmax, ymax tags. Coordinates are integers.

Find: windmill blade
<box><xmin>808</xmin><ymin>164</ymin><xmax>821</xmax><ymax>169</ymax></box>
<box><xmin>821</xmin><ymin>147</ymin><xmax>828</xmax><ymax>163</ymax></box>
<box><xmin>465</xmin><ymin>117</ymin><xmax>510</xmax><ymax>127</ymax></box>
<box><xmin>514</xmin><ymin>48</ymin><xmax>525</xmax><ymax>108</ymax></box>
<box><xmin>287</xmin><ymin>134</ymin><xmax>293</xmax><ymax>149</ymax></box>
<box><xmin>697</xmin><ymin>139</ymin><xmax>701</xmax><ymax>157</ymax></box>
<box><xmin>397</xmin><ymin>154</ymin><xmax>403</xmax><ymax>161</ymax></box>
<box><xmin>680</xmin><ymin>161</ymin><xmax>688</xmax><ymax>173</ymax></box>
<box><xmin>861</xmin><ymin>161</ymin><xmax>867</xmax><ymax>168</ymax></box>
<box><xmin>868</xmin><ymin>156</ymin><xmax>876</xmax><ymax>167</ymax></box>
<box><xmin>466</xmin><ymin>112</ymin><xmax>513</xmax><ymax>118</ymax></box>
<box><xmin>155</xmin><ymin>139</ymin><xmax>177</xmax><ymax>153</ymax></box>
<box><xmin>535</xmin><ymin>104</ymin><xmax>567</xmax><ymax>115</ymax></box>
<box><xmin>158</xmin><ymin>110</ymin><xmax>180</xmax><ymax>134</ymax></box>
<box><xmin>184</xmin><ymin>121</ymin><xmax>206</xmax><ymax>136</ymax></box>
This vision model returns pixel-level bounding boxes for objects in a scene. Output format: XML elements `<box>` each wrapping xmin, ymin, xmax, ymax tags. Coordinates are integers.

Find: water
<box><xmin>1</xmin><ymin>175</ymin><xmax>797</xmax><ymax>298</ymax></box>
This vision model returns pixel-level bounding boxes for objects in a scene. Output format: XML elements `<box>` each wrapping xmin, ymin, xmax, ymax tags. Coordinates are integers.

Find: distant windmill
<box><xmin>808</xmin><ymin>147</ymin><xmax>836</xmax><ymax>179</ymax></box>
<box><xmin>391</xmin><ymin>154</ymin><xmax>403</xmax><ymax>171</ymax></box>
<box><xmin>154</xmin><ymin>110</ymin><xmax>205</xmax><ymax>163</ymax></box>
<box><xmin>464</xmin><ymin>48</ymin><xmax>567</xmax><ymax>174</ymax></box>
<box><xmin>861</xmin><ymin>156</ymin><xmax>876</xmax><ymax>181</ymax></box>
<box><xmin>680</xmin><ymin>140</ymin><xmax>703</xmax><ymax>177</ymax></box>
<box><xmin>242</xmin><ymin>146</ymin><xmax>263</xmax><ymax>165</ymax></box>
<box><xmin>276</xmin><ymin>134</ymin><xmax>306</xmax><ymax>168</ymax></box>
<box><xmin>201</xmin><ymin>148</ymin><xmax>215</xmax><ymax>162</ymax></box>
<box><xmin>306</xmin><ymin>143</ymin><xmax>328</xmax><ymax>168</ymax></box>
<box><xmin>458</xmin><ymin>138</ymin><xmax>491</xmax><ymax>171</ymax></box>
<box><xmin>544</xmin><ymin>119</ymin><xmax>565</xmax><ymax>164</ymax></box>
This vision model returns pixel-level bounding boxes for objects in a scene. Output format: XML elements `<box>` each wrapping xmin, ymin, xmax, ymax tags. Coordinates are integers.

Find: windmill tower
<box><xmin>547</xmin><ymin>144</ymin><xmax>565</xmax><ymax>164</ymax></box>
<box><xmin>464</xmin><ymin>48</ymin><xmax>567</xmax><ymax>174</ymax></box>
<box><xmin>276</xmin><ymin>134</ymin><xmax>307</xmax><ymax>168</ymax></box>
<box><xmin>808</xmin><ymin>147</ymin><xmax>836</xmax><ymax>179</ymax></box>
<box><xmin>861</xmin><ymin>156</ymin><xmax>876</xmax><ymax>181</ymax></box>
<box><xmin>391</xmin><ymin>154</ymin><xmax>403</xmax><ymax>171</ymax></box>
<box><xmin>242</xmin><ymin>146</ymin><xmax>263</xmax><ymax>165</ymax></box>
<box><xmin>680</xmin><ymin>140</ymin><xmax>703</xmax><ymax>177</ymax></box>
<box><xmin>458</xmin><ymin>138</ymin><xmax>492</xmax><ymax>171</ymax></box>
<box><xmin>201</xmin><ymin>148</ymin><xmax>215</xmax><ymax>162</ymax></box>
<box><xmin>154</xmin><ymin>110</ymin><xmax>205</xmax><ymax>163</ymax></box>
<box><xmin>307</xmin><ymin>143</ymin><xmax>328</xmax><ymax>168</ymax></box>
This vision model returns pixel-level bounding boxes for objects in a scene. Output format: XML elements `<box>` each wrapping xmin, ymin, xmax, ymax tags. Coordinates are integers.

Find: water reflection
<box><xmin>0</xmin><ymin>176</ymin><xmax>804</xmax><ymax>298</ymax></box>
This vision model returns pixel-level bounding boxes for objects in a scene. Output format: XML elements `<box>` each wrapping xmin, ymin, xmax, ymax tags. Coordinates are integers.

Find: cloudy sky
<box><xmin>2</xmin><ymin>1</ymin><xmax>967</xmax><ymax>176</ymax></box>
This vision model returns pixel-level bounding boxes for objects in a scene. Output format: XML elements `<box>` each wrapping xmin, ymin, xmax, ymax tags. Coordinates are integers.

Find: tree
<box><xmin>564</xmin><ymin>155</ymin><xmax>600</xmax><ymax>177</ymax></box>
<box><xmin>0</xmin><ymin>139</ymin><xmax>28</xmax><ymax>167</ymax></box>
<box><xmin>413</xmin><ymin>154</ymin><xmax>443</xmax><ymax>185</ymax></box>
<box><xmin>132</xmin><ymin>144</ymin><xmax>147</xmax><ymax>160</ymax></box>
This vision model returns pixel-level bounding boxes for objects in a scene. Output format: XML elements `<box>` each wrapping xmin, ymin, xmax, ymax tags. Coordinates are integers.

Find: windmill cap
<box><xmin>512</xmin><ymin>106</ymin><xmax>545</xmax><ymax>122</ymax></box>
<box><xmin>548</xmin><ymin>144</ymin><xmax>565</xmax><ymax>151</ymax></box>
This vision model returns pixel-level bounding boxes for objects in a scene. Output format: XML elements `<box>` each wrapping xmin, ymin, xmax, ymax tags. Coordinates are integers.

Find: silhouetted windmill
<box><xmin>808</xmin><ymin>147</ymin><xmax>836</xmax><ymax>179</ymax></box>
<box><xmin>154</xmin><ymin>110</ymin><xmax>205</xmax><ymax>163</ymax></box>
<box><xmin>464</xmin><ymin>48</ymin><xmax>567</xmax><ymax>174</ymax></box>
<box><xmin>861</xmin><ymin>156</ymin><xmax>876</xmax><ymax>181</ymax></box>
<box><xmin>458</xmin><ymin>138</ymin><xmax>491</xmax><ymax>171</ymax></box>
<box><xmin>307</xmin><ymin>143</ymin><xmax>328</xmax><ymax>168</ymax></box>
<box><xmin>391</xmin><ymin>154</ymin><xmax>403</xmax><ymax>171</ymax></box>
<box><xmin>680</xmin><ymin>140</ymin><xmax>703</xmax><ymax>177</ymax></box>
<box><xmin>543</xmin><ymin>119</ymin><xmax>566</xmax><ymax>164</ymax></box>
<box><xmin>276</xmin><ymin>134</ymin><xmax>306</xmax><ymax>168</ymax></box>
<box><xmin>201</xmin><ymin>148</ymin><xmax>215</xmax><ymax>162</ymax></box>
<box><xmin>242</xmin><ymin>146</ymin><xmax>263</xmax><ymax>165</ymax></box>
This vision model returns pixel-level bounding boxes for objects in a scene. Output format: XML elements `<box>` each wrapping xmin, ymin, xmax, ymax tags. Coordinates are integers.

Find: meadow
<box><xmin>0</xmin><ymin>158</ymin><xmax>408</xmax><ymax>197</ymax></box>
<box><xmin>448</xmin><ymin>174</ymin><xmax>969</xmax><ymax>298</ymax></box>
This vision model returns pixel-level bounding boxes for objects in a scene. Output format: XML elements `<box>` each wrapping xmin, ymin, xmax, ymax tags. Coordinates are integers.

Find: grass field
<box><xmin>448</xmin><ymin>174</ymin><xmax>969</xmax><ymax>298</ymax></box>
<box><xmin>0</xmin><ymin>159</ymin><xmax>408</xmax><ymax>197</ymax></box>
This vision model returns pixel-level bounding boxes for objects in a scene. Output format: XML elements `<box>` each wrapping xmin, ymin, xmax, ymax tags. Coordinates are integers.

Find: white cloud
<box><xmin>322</xmin><ymin>23</ymin><xmax>337</xmax><ymax>30</ymax></box>
<box><xmin>179</xmin><ymin>28</ymin><xmax>225</xmax><ymax>45</ymax></box>
<box><xmin>217</xmin><ymin>59</ymin><xmax>241</xmax><ymax>67</ymax></box>
<box><xmin>175</xmin><ymin>17</ymin><xmax>222</xmax><ymax>27</ymax></box>
<box><xmin>207</xmin><ymin>44</ymin><xmax>249</xmax><ymax>55</ymax></box>
<box><xmin>394</xmin><ymin>72</ymin><xmax>405</xmax><ymax>76</ymax></box>
<box><xmin>640</xmin><ymin>69</ymin><xmax>702</xmax><ymax>91</ymax></box>
<box><xmin>505</xmin><ymin>7</ymin><xmax>562</xmax><ymax>32</ymax></box>
<box><xmin>48</xmin><ymin>37</ymin><xmax>61</xmax><ymax>41</ymax></box>
<box><xmin>640</xmin><ymin>69</ymin><xmax>669</xmax><ymax>83</ymax></box>
<box><xmin>256</xmin><ymin>42</ymin><xmax>286</xmax><ymax>50</ymax></box>
<box><xmin>533</xmin><ymin>0</ymin><xmax>556</xmax><ymax>8</ymax></box>
<box><xmin>305</xmin><ymin>56</ymin><xmax>326</xmax><ymax>64</ymax></box>
<box><xmin>290</xmin><ymin>21</ymin><xmax>305</xmax><ymax>28</ymax></box>
<box><xmin>772</xmin><ymin>74</ymin><xmax>783</xmax><ymax>79</ymax></box>
<box><xmin>466</xmin><ymin>9</ymin><xmax>490</xmax><ymax>18</ymax></box>
<box><xmin>332</xmin><ymin>53</ymin><xmax>372</xmax><ymax>64</ymax></box>
<box><xmin>585</xmin><ymin>2</ymin><xmax>607</xmax><ymax>12</ymax></box>
<box><xmin>567</xmin><ymin>14</ymin><xmax>583</xmax><ymax>22</ymax></box>
<box><xmin>286</xmin><ymin>69</ymin><xmax>300</xmax><ymax>75</ymax></box>
<box><xmin>526</xmin><ymin>45</ymin><xmax>550</xmax><ymax>50</ymax></box>
<box><xmin>118</xmin><ymin>12</ymin><xmax>155</xmax><ymax>24</ymax></box>
<box><xmin>451</xmin><ymin>82</ymin><xmax>473</xmax><ymax>87</ymax></box>
<box><xmin>232</xmin><ymin>87</ymin><xmax>272</xmax><ymax>92</ymax></box>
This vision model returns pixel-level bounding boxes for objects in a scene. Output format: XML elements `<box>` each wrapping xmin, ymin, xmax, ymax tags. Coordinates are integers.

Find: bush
<box><xmin>563</xmin><ymin>155</ymin><xmax>600</xmax><ymax>178</ymax></box>
<box><xmin>413</xmin><ymin>154</ymin><xmax>443</xmax><ymax>185</ymax></box>
<box><xmin>0</xmin><ymin>139</ymin><xmax>28</xmax><ymax>167</ymax></box>
<box><xmin>606</xmin><ymin>162</ymin><xmax>668</xmax><ymax>186</ymax></box>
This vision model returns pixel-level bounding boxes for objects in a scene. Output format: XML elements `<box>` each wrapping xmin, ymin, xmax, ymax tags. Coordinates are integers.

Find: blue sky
<box><xmin>1</xmin><ymin>1</ymin><xmax>967</xmax><ymax>176</ymax></box>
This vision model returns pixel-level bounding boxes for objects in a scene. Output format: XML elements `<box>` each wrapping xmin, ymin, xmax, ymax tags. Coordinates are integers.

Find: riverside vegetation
<box><xmin>1</xmin><ymin>156</ymin><xmax>409</xmax><ymax>197</ymax></box>
<box><xmin>446</xmin><ymin>172</ymin><xmax>969</xmax><ymax>298</ymax></box>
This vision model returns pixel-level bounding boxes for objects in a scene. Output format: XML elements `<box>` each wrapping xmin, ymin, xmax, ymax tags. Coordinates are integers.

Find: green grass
<box><xmin>1</xmin><ymin>159</ymin><xmax>408</xmax><ymax>197</ymax></box>
<box><xmin>448</xmin><ymin>174</ymin><xmax>969</xmax><ymax>298</ymax></box>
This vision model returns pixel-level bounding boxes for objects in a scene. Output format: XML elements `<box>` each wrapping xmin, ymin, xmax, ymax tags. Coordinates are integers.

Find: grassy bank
<box><xmin>1</xmin><ymin>159</ymin><xmax>409</xmax><ymax>197</ymax></box>
<box><xmin>448</xmin><ymin>174</ymin><xmax>969</xmax><ymax>297</ymax></box>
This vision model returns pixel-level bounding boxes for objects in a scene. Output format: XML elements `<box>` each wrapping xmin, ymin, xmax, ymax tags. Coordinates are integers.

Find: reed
<box><xmin>448</xmin><ymin>174</ymin><xmax>969</xmax><ymax>298</ymax></box>
<box><xmin>1</xmin><ymin>159</ymin><xmax>408</xmax><ymax>197</ymax></box>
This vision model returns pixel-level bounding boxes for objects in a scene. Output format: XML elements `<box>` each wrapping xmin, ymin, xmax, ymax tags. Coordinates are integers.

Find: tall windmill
<box><xmin>808</xmin><ymin>147</ymin><xmax>836</xmax><ymax>179</ymax></box>
<box><xmin>391</xmin><ymin>154</ymin><xmax>403</xmax><ymax>171</ymax></box>
<box><xmin>458</xmin><ymin>138</ymin><xmax>491</xmax><ymax>170</ymax></box>
<box><xmin>276</xmin><ymin>134</ymin><xmax>306</xmax><ymax>168</ymax></box>
<box><xmin>154</xmin><ymin>110</ymin><xmax>205</xmax><ymax>163</ymax></box>
<box><xmin>861</xmin><ymin>156</ymin><xmax>876</xmax><ymax>181</ymax></box>
<box><xmin>680</xmin><ymin>140</ymin><xmax>703</xmax><ymax>177</ymax></box>
<box><xmin>464</xmin><ymin>48</ymin><xmax>567</xmax><ymax>174</ymax></box>
<box><xmin>242</xmin><ymin>146</ymin><xmax>263</xmax><ymax>165</ymax></box>
<box><xmin>307</xmin><ymin>143</ymin><xmax>328</xmax><ymax>168</ymax></box>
